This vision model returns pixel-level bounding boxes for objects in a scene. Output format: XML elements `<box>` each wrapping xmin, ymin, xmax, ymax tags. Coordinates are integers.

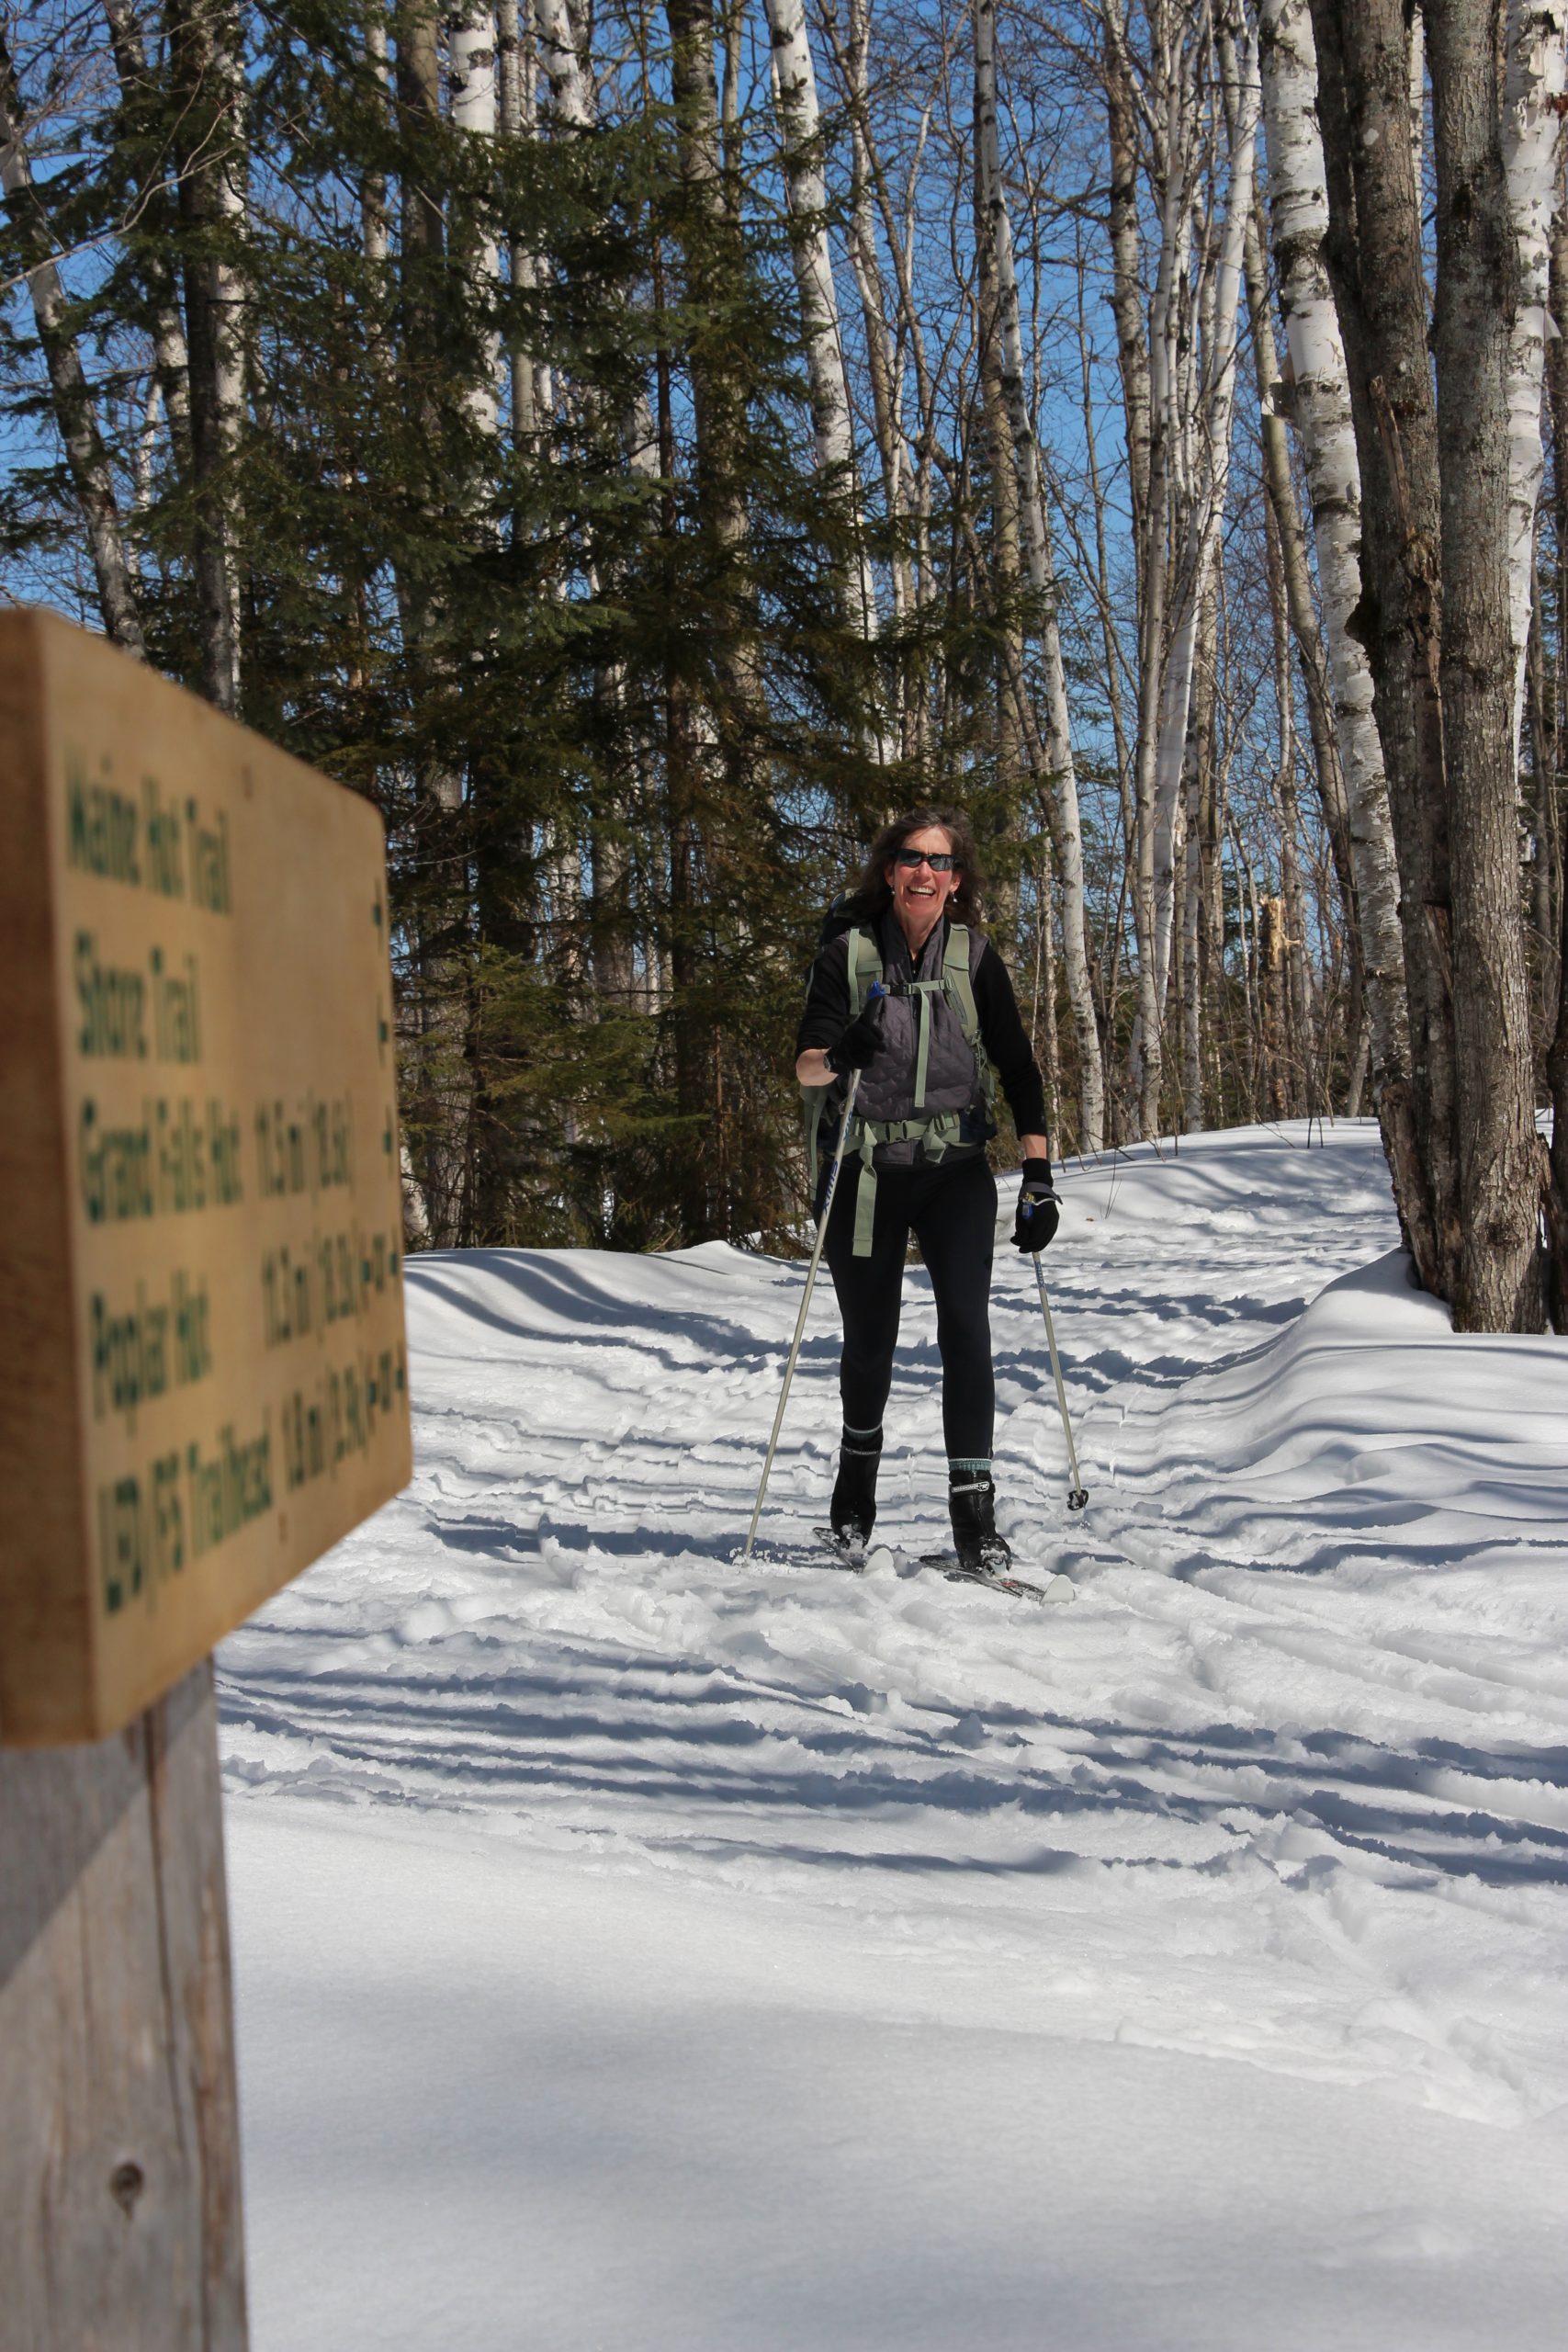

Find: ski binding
<box><xmin>814</xmin><ymin>1528</ymin><xmax>1072</xmax><ymax>1603</ymax></box>
<box><xmin>813</xmin><ymin>1526</ymin><xmax>900</xmax><ymax>1575</ymax></box>
<box><xmin>919</xmin><ymin>1551</ymin><xmax>1075</xmax><ymax>1605</ymax></box>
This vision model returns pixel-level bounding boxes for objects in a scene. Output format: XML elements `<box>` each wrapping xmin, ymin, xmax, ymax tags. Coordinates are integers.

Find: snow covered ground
<box><xmin>220</xmin><ymin>1120</ymin><xmax>1568</xmax><ymax>2350</ymax></box>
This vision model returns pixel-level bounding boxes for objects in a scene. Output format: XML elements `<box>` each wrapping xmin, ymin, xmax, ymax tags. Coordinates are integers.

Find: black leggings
<box><xmin>821</xmin><ymin>1152</ymin><xmax>997</xmax><ymax>1460</ymax></box>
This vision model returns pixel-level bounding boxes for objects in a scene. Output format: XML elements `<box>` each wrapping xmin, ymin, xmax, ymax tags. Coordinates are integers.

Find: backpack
<box><xmin>803</xmin><ymin>919</ymin><xmax>997</xmax><ymax>1256</ymax></box>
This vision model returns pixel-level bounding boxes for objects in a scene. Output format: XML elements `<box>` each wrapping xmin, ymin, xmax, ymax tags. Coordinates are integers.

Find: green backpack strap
<box><xmin>942</xmin><ymin>923</ymin><xmax>980</xmax><ymax>1045</ymax></box>
<box><xmin>943</xmin><ymin>922</ymin><xmax>997</xmax><ymax>1121</ymax></box>
<box><xmin>844</xmin><ymin>923</ymin><xmax>882</xmax><ymax>1014</ymax></box>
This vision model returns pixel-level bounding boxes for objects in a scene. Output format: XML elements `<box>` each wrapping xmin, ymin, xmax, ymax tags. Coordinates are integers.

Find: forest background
<box><xmin>5</xmin><ymin>0</ymin><xmax>1568</xmax><ymax>1334</ymax></box>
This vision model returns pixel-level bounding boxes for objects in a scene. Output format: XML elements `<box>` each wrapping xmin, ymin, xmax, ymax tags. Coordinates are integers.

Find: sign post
<box><xmin>0</xmin><ymin>610</ymin><xmax>413</xmax><ymax>2344</ymax></box>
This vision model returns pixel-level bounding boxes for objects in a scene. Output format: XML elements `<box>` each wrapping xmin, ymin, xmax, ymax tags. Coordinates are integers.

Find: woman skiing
<box><xmin>794</xmin><ymin>808</ymin><xmax>1059</xmax><ymax>1573</ymax></box>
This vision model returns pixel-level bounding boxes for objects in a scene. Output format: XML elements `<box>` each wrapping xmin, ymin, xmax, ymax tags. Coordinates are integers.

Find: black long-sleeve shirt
<box><xmin>795</xmin><ymin>913</ymin><xmax>1048</xmax><ymax>1143</ymax></box>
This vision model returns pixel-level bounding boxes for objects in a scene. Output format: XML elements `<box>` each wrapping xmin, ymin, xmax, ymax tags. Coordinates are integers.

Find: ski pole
<box><xmin>1032</xmin><ymin>1252</ymin><xmax>1089</xmax><ymax>1512</ymax></box>
<box><xmin>741</xmin><ymin>1001</ymin><xmax>881</xmax><ymax>1563</ymax></box>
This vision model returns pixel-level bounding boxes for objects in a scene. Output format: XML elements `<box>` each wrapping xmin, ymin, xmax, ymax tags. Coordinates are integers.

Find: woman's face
<box><xmin>886</xmin><ymin>824</ymin><xmax>961</xmax><ymax>938</ymax></box>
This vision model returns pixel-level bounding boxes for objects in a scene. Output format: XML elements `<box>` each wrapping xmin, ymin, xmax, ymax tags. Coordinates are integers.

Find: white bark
<box><xmin>763</xmin><ymin>0</ymin><xmax>879</xmax><ymax>652</ymax></box>
<box><xmin>1258</xmin><ymin>0</ymin><xmax>1408</xmax><ymax>1088</ymax></box>
<box><xmin>534</xmin><ymin>0</ymin><xmax>589</xmax><ymax>421</ymax></box>
<box><xmin>167</xmin><ymin>0</ymin><xmax>246</xmax><ymax>711</ymax></box>
<box><xmin>1151</xmin><ymin>8</ymin><xmax>1258</xmax><ymax>1015</ymax></box>
<box><xmin>840</xmin><ymin>0</ymin><xmax>910</xmax><ymax>636</ymax></box>
<box><xmin>974</xmin><ymin>0</ymin><xmax>1105</xmax><ymax>1148</ymax></box>
<box><xmin>1124</xmin><ymin>13</ymin><xmax>1199</xmax><ymax>1133</ymax></box>
<box><xmin>0</xmin><ymin>32</ymin><xmax>145</xmax><ymax>655</ymax></box>
<box><xmin>451</xmin><ymin>6</ymin><xmax>502</xmax><ymax>441</ymax></box>
<box><xmin>1503</xmin><ymin>0</ymin><xmax>1568</xmax><ymax>755</ymax></box>
<box><xmin>365</xmin><ymin>12</ymin><xmax>391</xmax><ymax>266</ymax></box>
<box><xmin>837</xmin><ymin>0</ymin><xmax>938</xmax><ymax>632</ymax></box>
<box><xmin>1178</xmin><ymin>571</ymin><xmax>1215</xmax><ymax>1127</ymax></box>
<box><xmin>498</xmin><ymin>0</ymin><xmax>543</xmax><ymax>442</ymax></box>
<box><xmin>207</xmin><ymin>10</ymin><xmax>246</xmax><ymax>707</ymax></box>
<box><xmin>537</xmin><ymin>0</ymin><xmax>594</xmax><ymax>130</ymax></box>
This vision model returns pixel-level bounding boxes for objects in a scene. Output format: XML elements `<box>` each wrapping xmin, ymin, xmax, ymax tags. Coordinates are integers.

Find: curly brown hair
<box><xmin>842</xmin><ymin>807</ymin><xmax>986</xmax><ymax>925</ymax></box>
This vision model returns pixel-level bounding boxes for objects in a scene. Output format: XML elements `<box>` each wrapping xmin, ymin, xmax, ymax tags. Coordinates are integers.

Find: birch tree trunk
<box><xmin>450</xmin><ymin>6</ymin><xmax>502</xmax><ymax>443</ymax></box>
<box><xmin>1151</xmin><ymin>7</ymin><xmax>1258</xmax><ymax>1020</ymax></box>
<box><xmin>1258</xmin><ymin>0</ymin><xmax>1408</xmax><ymax>1111</ymax></box>
<box><xmin>1243</xmin><ymin>198</ymin><xmax>1361</xmax><ymax>1013</ymax></box>
<box><xmin>1547</xmin><ymin>192</ymin><xmax>1568</xmax><ymax>1319</ymax></box>
<box><xmin>538</xmin><ymin>0</ymin><xmax>595</xmax><ymax>129</ymax></box>
<box><xmin>168</xmin><ymin>0</ymin><xmax>247</xmax><ymax>713</ymax></box>
<box><xmin>0</xmin><ymin>34</ymin><xmax>146</xmax><ymax>658</ymax></box>
<box><xmin>1546</xmin><ymin>156</ymin><xmax>1568</xmax><ymax>1026</ymax></box>
<box><xmin>1307</xmin><ymin>0</ymin><xmax>1457</xmax><ymax>1293</ymax></box>
<box><xmin>830</xmin><ymin>0</ymin><xmax>944</xmax><ymax>750</ymax></box>
<box><xmin>1502</xmin><ymin>0</ymin><xmax>1568</xmax><ymax>752</ymax></box>
<box><xmin>974</xmin><ymin>0</ymin><xmax>1106</xmax><ymax>1148</ymax></box>
<box><xmin>762</xmin><ymin>0</ymin><xmax>879</xmax><ymax>650</ymax></box>
<box><xmin>840</xmin><ymin>0</ymin><xmax>912</xmax><ymax>658</ymax></box>
<box><xmin>496</xmin><ymin>1</ymin><xmax>537</xmax><ymax>443</ymax></box>
<box><xmin>1179</xmin><ymin>570</ymin><xmax>1218</xmax><ymax>1126</ymax></box>
<box><xmin>364</xmin><ymin>11</ymin><xmax>393</xmax><ymax>267</ymax></box>
<box><xmin>1126</xmin><ymin>35</ymin><xmax>1191</xmax><ymax>1134</ymax></box>
<box><xmin>1103</xmin><ymin>0</ymin><xmax>1152</xmax><ymax>565</ymax></box>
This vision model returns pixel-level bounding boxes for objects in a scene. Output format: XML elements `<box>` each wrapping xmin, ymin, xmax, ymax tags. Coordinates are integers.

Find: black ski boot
<box><xmin>830</xmin><ymin>1428</ymin><xmax>882</xmax><ymax>1548</ymax></box>
<box><xmin>948</xmin><ymin>1470</ymin><xmax>1012</xmax><ymax>1576</ymax></box>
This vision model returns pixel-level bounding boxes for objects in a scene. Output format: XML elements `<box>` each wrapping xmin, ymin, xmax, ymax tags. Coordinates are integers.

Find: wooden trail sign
<box><xmin>0</xmin><ymin>609</ymin><xmax>412</xmax><ymax>1745</ymax></box>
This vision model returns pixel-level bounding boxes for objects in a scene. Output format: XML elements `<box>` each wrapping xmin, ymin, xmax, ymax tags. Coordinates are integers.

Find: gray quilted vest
<box><xmin>804</xmin><ymin>914</ymin><xmax>996</xmax><ymax>1255</ymax></box>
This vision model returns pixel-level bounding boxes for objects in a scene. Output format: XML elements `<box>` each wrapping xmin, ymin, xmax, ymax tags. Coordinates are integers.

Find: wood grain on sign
<box><xmin>0</xmin><ymin>609</ymin><xmax>412</xmax><ymax>1745</ymax></box>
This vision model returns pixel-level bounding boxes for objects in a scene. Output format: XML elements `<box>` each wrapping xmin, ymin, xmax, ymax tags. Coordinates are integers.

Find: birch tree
<box><xmin>1257</xmin><ymin>0</ymin><xmax>1409</xmax><ymax>1125</ymax></box>
<box><xmin>1502</xmin><ymin>0</ymin><xmax>1568</xmax><ymax>751</ymax></box>
<box><xmin>167</xmin><ymin>0</ymin><xmax>247</xmax><ymax>712</ymax></box>
<box><xmin>975</xmin><ymin>0</ymin><xmax>1106</xmax><ymax>1147</ymax></box>
<box><xmin>538</xmin><ymin>0</ymin><xmax>595</xmax><ymax>128</ymax></box>
<box><xmin>1150</xmin><ymin>4</ymin><xmax>1258</xmax><ymax>1025</ymax></box>
<box><xmin>1120</xmin><ymin>0</ymin><xmax>1200</xmax><ymax>1133</ymax></box>
<box><xmin>451</xmin><ymin>4</ymin><xmax>502</xmax><ymax>442</ymax></box>
<box><xmin>763</xmin><ymin>0</ymin><xmax>879</xmax><ymax>649</ymax></box>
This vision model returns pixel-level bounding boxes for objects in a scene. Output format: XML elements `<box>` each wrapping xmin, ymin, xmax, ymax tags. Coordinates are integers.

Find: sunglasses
<box><xmin>894</xmin><ymin>848</ymin><xmax>957</xmax><ymax>871</ymax></box>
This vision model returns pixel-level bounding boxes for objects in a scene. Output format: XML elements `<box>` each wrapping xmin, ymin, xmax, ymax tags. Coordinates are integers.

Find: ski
<box><xmin>919</xmin><ymin>1552</ymin><xmax>1075</xmax><ymax>1606</ymax></box>
<box><xmin>795</xmin><ymin>1529</ymin><xmax>1072</xmax><ymax>1603</ymax></box>
<box><xmin>811</xmin><ymin>1526</ymin><xmax>900</xmax><ymax>1576</ymax></box>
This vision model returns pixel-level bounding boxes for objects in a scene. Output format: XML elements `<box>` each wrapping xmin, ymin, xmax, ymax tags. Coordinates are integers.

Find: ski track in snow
<box><xmin>220</xmin><ymin>1122</ymin><xmax>1568</xmax><ymax>2346</ymax></box>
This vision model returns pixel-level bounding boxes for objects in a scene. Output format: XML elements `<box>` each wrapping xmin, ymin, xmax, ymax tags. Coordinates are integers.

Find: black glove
<box><xmin>825</xmin><ymin>991</ymin><xmax>885</xmax><ymax>1076</ymax></box>
<box><xmin>1012</xmin><ymin>1159</ymin><xmax>1060</xmax><ymax>1252</ymax></box>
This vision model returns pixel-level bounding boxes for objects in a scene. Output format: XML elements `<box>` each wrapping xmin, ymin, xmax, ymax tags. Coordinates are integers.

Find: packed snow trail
<box><xmin>220</xmin><ymin>1122</ymin><xmax>1568</xmax><ymax>2350</ymax></box>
